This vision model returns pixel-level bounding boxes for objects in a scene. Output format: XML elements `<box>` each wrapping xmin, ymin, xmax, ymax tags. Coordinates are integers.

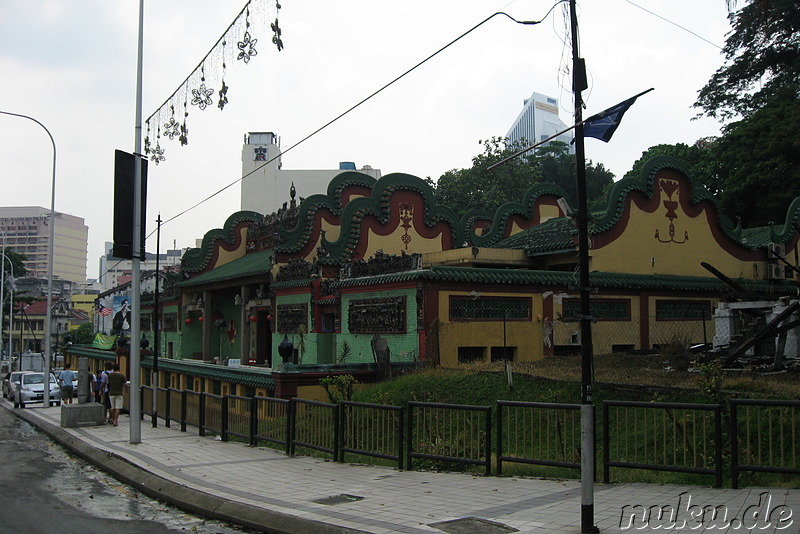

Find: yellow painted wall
<box><xmin>363</xmin><ymin>227</ymin><xmax>446</xmax><ymax>259</ymax></box>
<box><xmin>214</xmin><ymin>228</ymin><xmax>248</xmax><ymax>268</ymax></box>
<box><xmin>592</xmin><ymin>178</ymin><xmax>764</xmax><ymax>278</ymax></box>
<box><xmin>647</xmin><ymin>296</ymin><xmax>716</xmax><ymax>347</ymax></box>
<box><xmin>549</xmin><ymin>293</ymin><xmax>717</xmax><ymax>353</ymax></box>
<box><xmin>551</xmin><ymin>294</ymin><xmax>642</xmax><ymax>354</ymax></box>
<box><xmin>437</xmin><ymin>291</ymin><xmax>544</xmax><ymax>366</ymax></box>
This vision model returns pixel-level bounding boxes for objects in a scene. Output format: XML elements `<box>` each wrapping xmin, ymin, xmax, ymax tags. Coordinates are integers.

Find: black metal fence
<box><xmin>730</xmin><ymin>398</ymin><xmax>800</xmax><ymax>489</ymax></box>
<box><xmin>138</xmin><ymin>387</ymin><xmax>797</xmax><ymax>487</ymax></box>
<box><xmin>603</xmin><ymin>400</ymin><xmax>723</xmax><ymax>488</ymax></box>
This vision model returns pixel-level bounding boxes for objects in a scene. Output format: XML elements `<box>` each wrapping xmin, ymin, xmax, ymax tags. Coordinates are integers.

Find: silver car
<box><xmin>13</xmin><ymin>372</ymin><xmax>61</xmax><ymax>408</ymax></box>
<box><xmin>2</xmin><ymin>371</ymin><xmax>26</xmax><ymax>399</ymax></box>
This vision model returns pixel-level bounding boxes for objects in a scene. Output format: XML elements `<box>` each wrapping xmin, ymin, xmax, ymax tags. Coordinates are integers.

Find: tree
<box><xmin>624</xmin><ymin>141</ymin><xmax>723</xmax><ymax>196</ymax></box>
<box><xmin>714</xmin><ymin>97</ymin><xmax>800</xmax><ymax>226</ymax></box>
<box><xmin>695</xmin><ymin>0</ymin><xmax>800</xmax><ymax>120</ymax></box>
<box><xmin>1</xmin><ymin>249</ymin><xmax>27</xmax><ymax>280</ymax></box>
<box><xmin>70</xmin><ymin>323</ymin><xmax>94</xmax><ymax>345</ymax></box>
<box><xmin>690</xmin><ymin>0</ymin><xmax>800</xmax><ymax>226</ymax></box>
<box><xmin>432</xmin><ymin>138</ymin><xmax>614</xmax><ymax>216</ymax></box>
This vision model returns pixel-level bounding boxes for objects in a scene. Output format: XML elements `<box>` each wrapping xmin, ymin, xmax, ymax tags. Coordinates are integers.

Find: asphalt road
<box><xmin>0</xmin><ymin>404</ymin><xmax>257</xmax><ymax>534</ymax></box>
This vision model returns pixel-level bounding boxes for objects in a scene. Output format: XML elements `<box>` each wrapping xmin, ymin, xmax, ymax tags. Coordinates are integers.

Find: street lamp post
<box><xmin>0</xmin><ymin>110</ymin><xmax>57</xmax><ymax>406</ymax></box>
<box><xmin>0</xmin><ymin>253</ymin><xmax>13</xmax><ymax>360</ymax></box>
<box><xmin>0</xmin><ymin>229</ymin><xmax>5</xmax><ymax>359</ymax></box>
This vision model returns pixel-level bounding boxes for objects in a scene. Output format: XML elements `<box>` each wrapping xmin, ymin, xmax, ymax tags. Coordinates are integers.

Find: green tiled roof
<box><xmin>494</xmin><ymin>217</ymin><xmax>576</xmax><ymax>253</ymax></box>
<box><xmin>740</xmin><ymin>226</ymin><xmax>775</xmax><ymax>248</ymax></box>
<box><xmin>176</xmin><ymin>249</ymin><xmax>273</xmax><ymax>288</ymax></box>
<box><xmin>141</xmin><ymin>357</ymin><xmax>275</xmax><ymax>390</ymax></box>
<box><xmin>330</xmin><ymin>265</ymin><xmax>795</xmax><ymax>296</ymax></box>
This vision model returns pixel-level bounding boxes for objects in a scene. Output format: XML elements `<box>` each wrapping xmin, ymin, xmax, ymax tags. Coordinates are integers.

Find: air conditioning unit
<box><xmin>767</xmin><ymin>263</ymin><xmax>786</xmax><ymax>280</ymax></box>
<box><xmin>768</xmin><ymin>242</ymin><xmax>785</xmax><ymax>260</ymax></box>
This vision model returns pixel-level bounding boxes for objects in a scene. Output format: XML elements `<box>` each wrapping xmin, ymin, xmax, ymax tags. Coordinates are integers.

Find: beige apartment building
<box><xmin>0</xmin><ymin>206</ymin><xmax>88</xmax><ymax>283</ymax></box>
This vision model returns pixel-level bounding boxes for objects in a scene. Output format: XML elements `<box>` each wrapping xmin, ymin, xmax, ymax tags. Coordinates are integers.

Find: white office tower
<box><xmin>240</xmin><ymin>132</ymin><xmax>382</xmax><ymax>215</ymax></box>
<box><xmin>505</xmin><ymin>92</ymin><xmax>574</xmax><ymax>151</ymax></box>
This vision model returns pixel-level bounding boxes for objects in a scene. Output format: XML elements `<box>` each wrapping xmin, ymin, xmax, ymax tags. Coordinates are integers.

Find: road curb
<box><xmin>8</xmin><ymin>406</ymin><xmax>368</xmax><ymax>534</ymax></box>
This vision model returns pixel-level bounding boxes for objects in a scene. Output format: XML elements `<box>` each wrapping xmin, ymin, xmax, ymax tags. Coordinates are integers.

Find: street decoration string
<box><xmin>144</xmin><ymin>0</ymin><xmax>283</xmax><ymax>165</ymax></box>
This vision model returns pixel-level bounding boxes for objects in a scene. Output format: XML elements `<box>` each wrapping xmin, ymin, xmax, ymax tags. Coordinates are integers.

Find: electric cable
<box><xmin>151</xmin><ymin>2</ymin><xmax>568</xmax><ymax>236</ymax></box>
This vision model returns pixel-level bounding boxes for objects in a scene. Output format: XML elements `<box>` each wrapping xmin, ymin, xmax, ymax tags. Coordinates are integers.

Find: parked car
<box><xmin>2</xmin><ymin>371</ymin><xmax>27</xmax><ymax>399</ymax></box>
<box><xmin>13</xmin><ymin>372</ymin><xmax>61</xmax><ymax>408</ymax></box>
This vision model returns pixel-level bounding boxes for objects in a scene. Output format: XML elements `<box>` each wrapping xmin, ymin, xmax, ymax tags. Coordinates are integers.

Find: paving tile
<box><xmin>12</xmin><ymin>404</ymin><xmax>800</xmax><ymax>534</ymax></box>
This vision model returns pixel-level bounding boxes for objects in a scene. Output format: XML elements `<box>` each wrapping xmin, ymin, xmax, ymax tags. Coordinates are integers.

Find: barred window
<box><xmin>277</xmin><ymin>303</ymin><xmax>308</xmax><ymax>334</ymax></box>
<box><xmin>348</xmin><ymin>297</ymin><xmax>406</xmax><ymax>334</ymax></box>
<box><xmin>163</xmin><ymin>313</ymin><xmax>177</xmax><ymax>332</ymax></box>
<box><xmin>656</xmin><ymin>300</ymin><xmax>711</xmax><ymax>320</ymax></box>
<box><xmin>562</xmin><ymin>299</ymin><xmax>630</xmax><ymax>321</ymax></box>
<box><xmin>450</xmin><ymin>297</ymin><xmax>531</xmax><ymax>321</ymax></box>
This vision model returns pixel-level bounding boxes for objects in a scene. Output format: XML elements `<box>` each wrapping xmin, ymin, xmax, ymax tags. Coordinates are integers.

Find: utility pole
<box><xmin>129</xmin><ymin>0</ymin><xmax>145</xmax><ymax>444</ymax></box>
<box><xmin>568</xmin><ymin>1</ymin><xmax>598</xmax><ymax>532</ymax></box>
<box><xmin>152</xmin><ymin>214</ymin><xmax>161</xmax><ymax>427</ymax></box>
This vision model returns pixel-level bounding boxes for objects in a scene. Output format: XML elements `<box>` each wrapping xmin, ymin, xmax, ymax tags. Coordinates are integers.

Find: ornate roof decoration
<box><xmin>341</xmin><ymin>250</ymin><xmax>422</xmax><ymax>279</ymax></box>
<box><xmin>275</xmin><ymin>258</ymin><xmax>317</xmax><ymax>282</ymax></box>
<box><xmin>594</xmin><ymin>156</ymin><xmax>742</xmax><ymax>244</ymax></box>
<box><xmin>495</xmin><ymin>156</ymin><xmax>773</xmax><ymax>257</ymax></box>
<box><xmin>463</xmin><ymin>182</ymin><xmax>570</xmax><ymax>248</ymax></box>
<box><xmin>494</xmin><ymin>217</ymin><xmax>577</xmax><ymax>253</ymax></box>
<box><xmin>761</xmin><ymin>196</ymin><xmax>800</xmax><ymax>246</ymax></box>
<box><xmin>181</xmin><ymin>210</ymin><xmax>262</xmax><ymax>275</ymax></box>
<box><xmin>277</xmin><ymin>172</ymin><xmax>463</xmax><ymax>261</ymax></box>
<box><xmin>274</xmin><ymin>171</ymin><xmax>377</xmax><ymax>256</ymax></box>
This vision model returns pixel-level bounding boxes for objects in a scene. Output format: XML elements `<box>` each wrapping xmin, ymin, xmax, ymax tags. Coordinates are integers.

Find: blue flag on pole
<box><xmin>581</xmin><ymin>88</ymin><xmax>654</xmax><ymax>142</ymax></box>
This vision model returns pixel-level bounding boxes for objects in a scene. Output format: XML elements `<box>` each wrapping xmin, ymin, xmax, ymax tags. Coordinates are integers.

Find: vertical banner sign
<box><xmin>113</xmin><ymin>150</ymin><xmax>148</xmax><ymax>259</ymax></box>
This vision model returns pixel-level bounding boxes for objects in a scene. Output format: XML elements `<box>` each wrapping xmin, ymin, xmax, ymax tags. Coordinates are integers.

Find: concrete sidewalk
<box><xmin>5</xmin><ymin>401</ymin><xmax>799</xmax><ymax>534</ymax></box>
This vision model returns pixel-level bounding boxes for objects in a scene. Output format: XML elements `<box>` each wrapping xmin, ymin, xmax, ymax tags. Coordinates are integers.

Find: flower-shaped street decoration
<box><xmin>151</xmin><ymin>143</ymin><xmax>165</xmax><ymax>165</ymax></box>
<box><xmin>163</xmin><ymin>116</ymin><xmax>180</xmax><ymax>140</ymax></box>
<box><xmin>191</xmin><ymin>84</ymin><xmax>214</xmax><ymax>110</ymax></box>
<box><xmin>237</xmin><ymin>32</ymin><xmax>257</xmax><ymax>63</ymax></box>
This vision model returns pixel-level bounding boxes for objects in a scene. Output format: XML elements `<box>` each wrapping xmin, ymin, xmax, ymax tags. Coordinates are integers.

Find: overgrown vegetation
<box><xmin>320</xmin><ymin>374</ymin><xmax>357</xmax><ymax>403</ymax></box>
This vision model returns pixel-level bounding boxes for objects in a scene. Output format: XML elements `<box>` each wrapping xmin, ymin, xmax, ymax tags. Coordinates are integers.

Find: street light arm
<box><xmin>0</xmin><ymin>110</ymin><xmax>57</xmax><ymax>404</ymax></box>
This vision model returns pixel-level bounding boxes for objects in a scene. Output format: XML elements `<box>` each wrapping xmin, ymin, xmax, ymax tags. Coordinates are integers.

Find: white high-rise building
<box><xmin>98</xmin><ymin>241</ymin><xmax>185</xmax><ymax>290</ymax></box>
<box><xmin>505</xmin><ymin>92</ymin><xmax>574</xmax><ymax>151</ymax></box>
<box><xmin>0</xmin><ymin>206</ymin><xmax>88</xmax><ymax>282</ymax></box>
<box><xmin>240</xmin><ymin>132</ymin><xmax>382</xmax><ymax>214</ymax></box>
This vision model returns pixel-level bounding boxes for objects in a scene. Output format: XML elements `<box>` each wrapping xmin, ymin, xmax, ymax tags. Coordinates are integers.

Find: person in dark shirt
<box><xmin>108</xmin><ymin>363</ymin><xmax>127</xmax><ymax>427</ymax></box>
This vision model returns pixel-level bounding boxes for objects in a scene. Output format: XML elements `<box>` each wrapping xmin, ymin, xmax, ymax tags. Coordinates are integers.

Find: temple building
<box><xmin>152</xmin><ymin>156</ymin><xmax>797</xmax><ymax>372</ymax></box>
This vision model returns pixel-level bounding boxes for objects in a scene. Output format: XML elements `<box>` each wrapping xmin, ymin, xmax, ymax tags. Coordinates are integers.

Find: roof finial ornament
<box><xmin>290</xmin><ymin>182</ymin><xmax>297</xmax><ymax>209</ymax></box>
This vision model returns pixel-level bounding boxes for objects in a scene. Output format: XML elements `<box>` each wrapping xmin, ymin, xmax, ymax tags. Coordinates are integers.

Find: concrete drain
<box><xmin>312</xmin><ymin>494</ymin><xmax>364</xmax><ymax>505</ymax></box>
<box><xmin>430</xmin><ymin>517</ymin><xmax>519</xmax><ymax>534</ymax></box>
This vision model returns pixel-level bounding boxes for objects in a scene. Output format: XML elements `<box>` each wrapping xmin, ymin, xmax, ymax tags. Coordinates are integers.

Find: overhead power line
<box><xmin>152</xmin><ymin>3</ymin><xmax>568</xmax><ymax>238</ymax></box>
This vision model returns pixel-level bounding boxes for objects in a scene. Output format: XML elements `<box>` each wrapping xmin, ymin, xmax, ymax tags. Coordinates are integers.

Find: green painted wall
<box><xmin>338</xmin><ymin>288</ymin><xmax>419</xmax><ymax>364</ymax></box>
<box><xmin>272</xmin><ymin>288</ymin><xmax>420</xmax><ymax>366</ymax></box>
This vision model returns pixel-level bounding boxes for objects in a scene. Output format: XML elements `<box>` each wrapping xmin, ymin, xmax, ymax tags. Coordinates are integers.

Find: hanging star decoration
<box><xmin>218</xmin><ymin>80</ymin><xmax>229</xmax><ymax>110</ymax></box>
<box><xmin>191</xmin><ymin>83</ymin><xmax>214</xmax><ymax>110</ymax></box>
<box><xmin>271</xmin><ymin>18</ymin><xmax>283</xmax><ymax>51</ymax></box>
<box><xmin>237</xmin><ymin>32</ymin><xmax>257</xmax><ymax>63</ymax></box>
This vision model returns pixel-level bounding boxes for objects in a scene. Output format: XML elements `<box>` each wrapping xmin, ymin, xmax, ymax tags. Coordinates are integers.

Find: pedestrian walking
<box><xmin>108</xmin><ymin>363</ymin><xmax>126</xmax><ymax>427</ymax></box>
<box><xmin>58</xmin><ymin>363</ymin><xmax>77</xmax><ymax>404</ymax></box>
<box><xmin>100</xmin><ymin>362</ymin><xmax>113</xmax><ymax>422</ymax></box>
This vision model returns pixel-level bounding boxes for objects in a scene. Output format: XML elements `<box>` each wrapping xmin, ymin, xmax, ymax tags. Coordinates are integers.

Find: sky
<box><xmin>0</xmin><ymin>0</ymin><xmax>733</xmax><ymax>281</ymax></box>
